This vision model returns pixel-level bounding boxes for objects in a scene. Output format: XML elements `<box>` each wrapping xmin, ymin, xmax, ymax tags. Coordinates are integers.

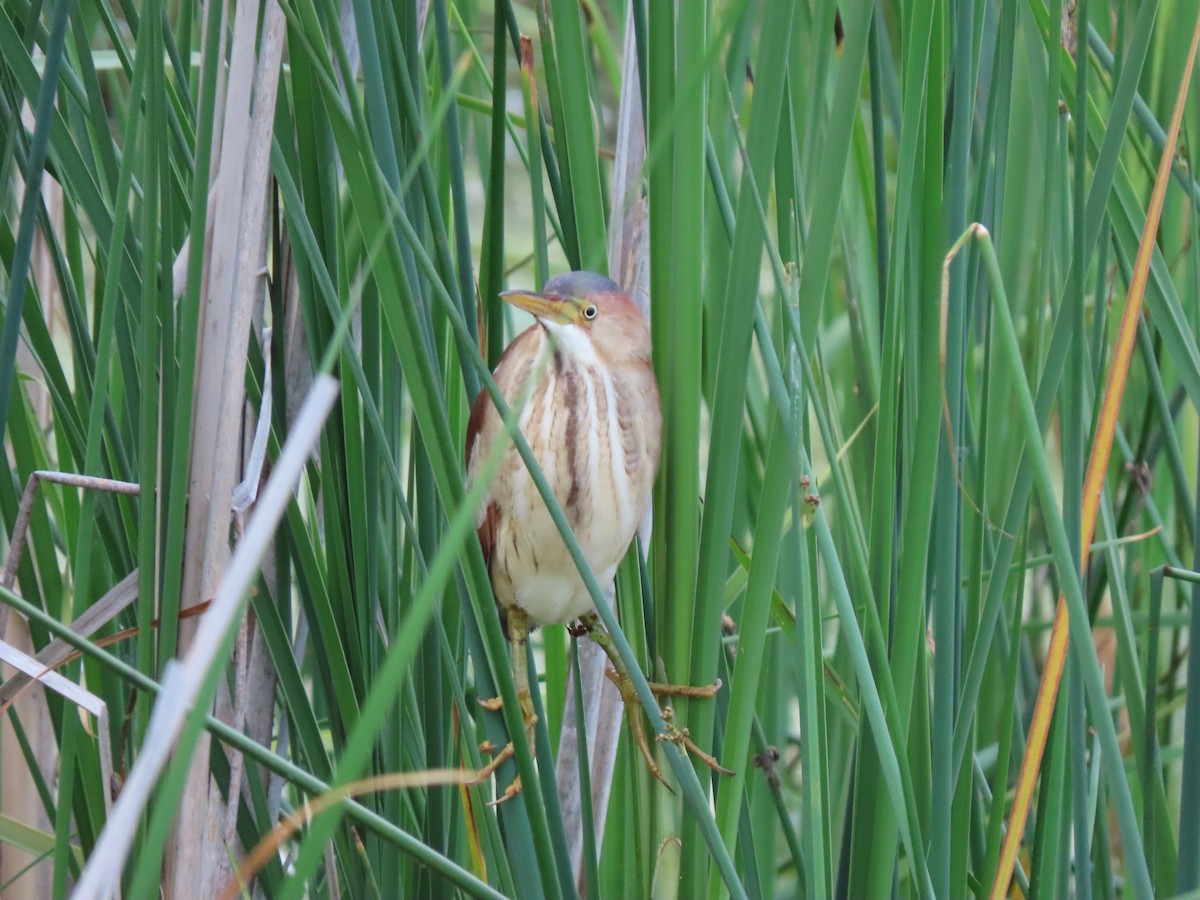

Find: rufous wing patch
<box><xmin>476</xmin><ymin>501</ymin><xmax>501</xmax><ymax>576</ymax></box>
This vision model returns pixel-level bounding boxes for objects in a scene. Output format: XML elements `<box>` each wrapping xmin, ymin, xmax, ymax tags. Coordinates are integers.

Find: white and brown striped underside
<box><xmin>466</xmin><ymin>322</ymin><xmax>661</xmax><ymax>630</ymax></box>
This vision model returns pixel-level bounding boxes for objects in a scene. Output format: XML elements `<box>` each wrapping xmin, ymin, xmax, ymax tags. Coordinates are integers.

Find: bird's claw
<box><xmin>488</xmin><ymin>774</ymin><xmax>522</xmax><ymax>806</ymax></box>
<box><xmin>474</xmin><ymin>740</ymin><xmax>514</xmax><ymax>780</ymax></box>
<box><xmin>472</xmin><ymin>741</ymin><xmax>524</xmax><ymax>805</ymax></box>
<box><xmin>657</xmin><ymin>705</ymin><xmax>735</xmax><ymax>776</ymax></box>
<box><xmin>473</xmin><ymin>735</ymin><xmax>526</xmax><ymax>804</ymax></box>
<box><xmin>601</xmin><ymin>667</ymin><xmax>733</xmax><ymax>786</ymax></box>
<box><xmin>473</xmin><ymin>687</ymin><xmax>537</xmax><ymax>803</ymax></box>
<box><xmin>477</xmin><ymin>688</ymin><xmax>537</xmax><ymax>725</ymax></box>
<box><xmin>575</xmin><ymin>615</ymin><xmax>732</xmax><ymax>785</ymax></box>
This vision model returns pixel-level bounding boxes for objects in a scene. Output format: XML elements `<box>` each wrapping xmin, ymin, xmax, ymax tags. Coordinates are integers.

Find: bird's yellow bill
<box><xmin>499</xmin><ymin>289</ymin><xmax>573</xmax><ymax>324</ymax></box>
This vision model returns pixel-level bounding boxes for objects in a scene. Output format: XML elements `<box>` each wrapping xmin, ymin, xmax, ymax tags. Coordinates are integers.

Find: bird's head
<box><xmin>500</xmin><ymin>271</ymin><xmax>651</xmax><ymax>367</ymax></box>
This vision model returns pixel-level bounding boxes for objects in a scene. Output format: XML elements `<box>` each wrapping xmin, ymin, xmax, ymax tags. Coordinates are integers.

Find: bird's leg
<box><xmin>580</xmin><ymin>614</ymin><xmax>732</xmax><ymax>786</ymax></box>
<box><xmin>474</xmin><ymin>609</ymin><xmax>537</xmax><ymax>805</ymax></box>
<box><xmin>584</xmin><ymin>621</ymin><xmax>669</xmax><ymax>788</ymax></box>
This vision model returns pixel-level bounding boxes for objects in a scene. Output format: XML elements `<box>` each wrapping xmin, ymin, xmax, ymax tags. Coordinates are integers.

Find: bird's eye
<box><xmin>584</xmin><ymin>305</ymin><xmax>597</xmax><ymax>320</ymax></box>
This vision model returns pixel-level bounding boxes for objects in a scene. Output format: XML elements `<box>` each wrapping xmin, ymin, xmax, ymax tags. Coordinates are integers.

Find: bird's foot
<box><xmin>473</xmin><ymin>740</ymin><xmax>523</xmax><ymax>805</ymax></box>
<box><xmin>601</xmin><ymin>667</ymin><xmax>734</xmax><ymax>782</ymax></box>
<box><xmin>656</xmin><ymin>704</ymin><xmax>735</xmax><ymax>776</ymax></box>
<box><xmin>474</xmin><ymin>686</ymin><xmax>537</xmax><ymax>805</ymax></box>
<box><xmin>476</xmin><ymin>685</ymin><xmax>538</xmax><ymax>728</ymax></box>
<box><xmin>574</xmin><ymin>613</ymin><xmax>733</xmax><ymax>784</ymax></box>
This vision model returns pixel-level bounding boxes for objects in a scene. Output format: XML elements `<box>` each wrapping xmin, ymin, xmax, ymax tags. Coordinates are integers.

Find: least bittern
<box><xmin>466</xmin><ymin>271</ymin><xmax>727</xmax><ymax>802</ymax></box>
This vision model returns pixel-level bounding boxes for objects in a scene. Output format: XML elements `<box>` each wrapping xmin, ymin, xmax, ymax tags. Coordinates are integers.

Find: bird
<box><xmin>465</xmin><ymin>271</ymin><xmax>725</xmax><ymax>802</ymax></box>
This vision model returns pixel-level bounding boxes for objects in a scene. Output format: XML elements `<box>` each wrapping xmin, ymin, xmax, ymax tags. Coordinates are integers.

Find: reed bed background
<box><xmin>1</xmin><ymin>0</ymin><xmax>1199</xmax><ymax>897</ymax></box>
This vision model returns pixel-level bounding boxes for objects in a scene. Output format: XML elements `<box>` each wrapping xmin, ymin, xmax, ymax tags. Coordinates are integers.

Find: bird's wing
<box><xmin>464</xmin><ymin>325</ymin><xmax>541</xmax><ymax>579</ymax></box>
<box><xmin>465</xmin><ymin>389</ymin><xmax>500</xmax><ymax>575</ymax></box>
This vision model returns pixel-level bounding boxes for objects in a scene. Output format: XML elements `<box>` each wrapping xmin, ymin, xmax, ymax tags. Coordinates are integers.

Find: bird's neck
<box><xmin>542</xmin><ymin>321</ymin><xmax>601</xmax><ymax>369</ymax></box>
